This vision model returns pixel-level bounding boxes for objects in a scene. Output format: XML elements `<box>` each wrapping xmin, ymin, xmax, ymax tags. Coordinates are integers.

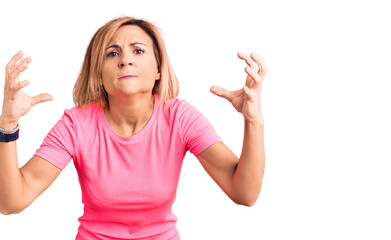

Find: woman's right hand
<box><xmin>1</xmin><ymin>51</ymin><xmax>53</xmax><ymax>128</ymax></box>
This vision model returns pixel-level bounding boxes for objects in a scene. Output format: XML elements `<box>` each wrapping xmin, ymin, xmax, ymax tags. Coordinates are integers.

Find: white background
<box><xmin>0</xmin><ymin>0</ymin><xmax>390</xmax><ymax>239</ymax></box>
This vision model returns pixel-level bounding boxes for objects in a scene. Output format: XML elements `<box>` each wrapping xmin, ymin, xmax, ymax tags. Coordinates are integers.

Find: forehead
<box><xmin>107</xmin><ymin>25</ymin><xmax>152</xmax><ymax>46</ymax></box>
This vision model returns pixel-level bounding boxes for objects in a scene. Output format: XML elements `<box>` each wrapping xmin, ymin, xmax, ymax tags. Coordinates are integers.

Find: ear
<box><xmin>156</xmin><ymin>68</ymin><xmax>161</xmax><ymax>80</ymax></box>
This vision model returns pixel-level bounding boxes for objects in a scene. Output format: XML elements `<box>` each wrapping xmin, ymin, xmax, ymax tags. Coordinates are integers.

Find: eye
<box><xmin>134</xmin><ymin>49</ymin><xmax>144</xmax><ymax>54</ymax></box>
<box><xmin>107</xmin><ymin>51</ymin><xmax>119</xmax><ymax>57</ymax></box>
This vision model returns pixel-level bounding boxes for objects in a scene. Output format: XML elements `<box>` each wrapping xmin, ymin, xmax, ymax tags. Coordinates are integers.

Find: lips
<box><xmin>118</xmin><ymin>75</ymin><xmax>137</xmax><ymax>80</ymax></box>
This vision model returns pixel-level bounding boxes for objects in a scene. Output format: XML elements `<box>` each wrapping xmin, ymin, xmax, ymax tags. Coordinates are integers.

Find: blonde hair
<box><xmin>73</xmin><ymin>16</ymin><xmax>179</xmax><ymax>111</ymax></box>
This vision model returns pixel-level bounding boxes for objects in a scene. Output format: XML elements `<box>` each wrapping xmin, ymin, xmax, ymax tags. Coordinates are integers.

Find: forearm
<box><xmin>0</xmin><ymin>117</ymin><xmax>25</xmax><ymax>214</ymax></box>
<box><xmin>232</xmin><ymin>119</ymin><xmax>265</xmax><ymax>206</ymax></box>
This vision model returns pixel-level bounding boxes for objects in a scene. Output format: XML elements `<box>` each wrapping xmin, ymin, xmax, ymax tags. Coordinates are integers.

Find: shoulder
<box><xmin>164</xmin><ymin>96</ymin><xmax>196</xmax><ymax>116</ymax></box>
<box><xmin>60</xmin><ymin>102</ymin><xmax>99</xmax><ymax>126</ymax></box>
<box><xmin>67</xmin><ymin>102</ymin><xmax>98</xmax><ymax>118</ymax></box>
<box><xmin>155</xmin><ymin>95</ymin><xmax>201</xmax><ymax>128</ymax></box>
<box><xmin>161</xmin><ymin>96</ymin><xmax>208</xmax><ymax>128</ymax></box>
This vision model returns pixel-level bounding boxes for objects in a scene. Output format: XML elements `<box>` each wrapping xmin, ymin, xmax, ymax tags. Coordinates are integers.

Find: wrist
<box><xmin>244</xmin><ymin>116</ymin><xmax>264</xmax><ymax>126</ymax></box>
<box><xmin>0</xmin><ymin>116</ymin><xmax>18</xmax><ymax>131</ymax></box>
<box><xmin>245</xmin><ymin>120</ymin><xmax>264</xmax><ymax>129</ymax></box>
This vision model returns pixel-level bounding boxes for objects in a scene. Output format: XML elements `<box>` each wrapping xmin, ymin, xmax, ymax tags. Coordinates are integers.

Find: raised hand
<box><xmin>1</xmin><ymin>51</ymin><xmax>53</xmax><ymax>127</ymax></box>
<box><xmin>210</xmin><ymin>52</ymin><xmax>267</xmax><ymax>123</ymax></box>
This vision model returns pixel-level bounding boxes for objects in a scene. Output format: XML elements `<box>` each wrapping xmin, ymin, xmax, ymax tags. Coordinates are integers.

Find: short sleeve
<box><xmin>176</xmin><ymin>100</ymin><xmax>222</xmax><ymax>157</ymax></box>
<box><xmin>34</xmin><ymin>109</ymin><xmax>76</xmax><ymax>170</ymax></box>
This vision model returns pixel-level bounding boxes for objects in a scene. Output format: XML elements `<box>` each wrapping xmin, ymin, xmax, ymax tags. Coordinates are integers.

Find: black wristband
<box><xmin>0</xmin><ymin>129</ymin><xmax>19</xmax><ymax>142</ymax></box>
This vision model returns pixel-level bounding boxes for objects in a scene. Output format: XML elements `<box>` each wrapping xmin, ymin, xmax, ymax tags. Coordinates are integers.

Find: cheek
<box><xmin>101</xmin><ymin>63</ymin><xmax>115</xmax><ymax>82</ymax></box>
<box><xmin>101</xmin><ymin>64</ymin><xmax>110</xmax><ymax>77</ymax></box>
<box><xmin>142</xmin><ymin>60</ymin><xmax>159</xmax><ymax>77</ymax></box>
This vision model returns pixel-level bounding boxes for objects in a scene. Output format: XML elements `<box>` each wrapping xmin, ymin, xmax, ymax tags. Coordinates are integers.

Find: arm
<box><xmin>196</xmin><ymin>120</ymin><xmax>264</xmax><ymax>206</ymax></box>
<box><xmin>0</xmin><ymin>51</ymin><xmax>55</xmax><ymax>214</ymax></box>
<box><xmin>0</xmin><ymin>136</ymin><xmax>62</xmax><ymax>215</ymax></box>
<box><xmin>232</xmin><ymin>119</ymin><xmax>264</xmax><ymax>206</ymax></box>
<box><xmin>0</xmin><ymin>119</ymin><xmax>25</xmax><ymax>214</ymax></box>
<box><xmin>198</xmin><ymin>51</ymin><xmax>267</xmax><ymax>206</ymax></box>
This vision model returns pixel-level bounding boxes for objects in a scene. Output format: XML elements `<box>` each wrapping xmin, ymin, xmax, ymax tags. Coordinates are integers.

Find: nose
<box><xmin>118</xmin><ymin>53</ymin><xmax>133</xmax><ymax>68</ymax></box>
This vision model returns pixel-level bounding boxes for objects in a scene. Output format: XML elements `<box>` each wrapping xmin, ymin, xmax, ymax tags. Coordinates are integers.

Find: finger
<box><xmin>13</xmin><ymin>79</ymin><xmax>30</xmax><ymax>92</ymax></box>
<box><xmin>237</xmin><ymin>52</ymin><xmax>256</xmax><ymax>69</ymax></box>
<box><xmin>250</xmin><ymin>52</ymin><xmax>268</xmax><ymax>76</ymax></box>
<box><xmin>15</xmin><ymin>56</ymin><xmax>32</xmax><ymax>67</ymax></box>
<box><xmin>9</xmin><ymin>59</ymin><xmax>29</xmax><ymax>81</ymax></box>
<box><xmin>210</xmin><ymin>86</ymin><xmax>233</xmax><ymax>101</ymax></box>
<box><xmin>245</xmin><ymin>66</ymin><xmax>262</xmax><ymax>84</ymax></box>
<box><xmin>31</xmin><ymin>93</ymin><xmax>53</xmax><ymax>106</ymax></box>
<box><xmin>12</xmin><ymin>56</ymin><xmax>31</xmax><ymax>73</ymax></box>
<box><xmin>259</xmin><ymin>56</ymin><xmax>268</xmax><ymax>78</ymax></box>
<box><xmin>6</xmin><ymin>51</ymin><xmax>24</xmax><ymax>72</ymax></box>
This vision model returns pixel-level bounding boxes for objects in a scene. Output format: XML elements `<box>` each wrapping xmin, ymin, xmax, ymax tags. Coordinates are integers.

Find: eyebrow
<box><xmin>105</xmin><ymin>42</ymin><xmax>147</xmax><ymax>50</ymax></box>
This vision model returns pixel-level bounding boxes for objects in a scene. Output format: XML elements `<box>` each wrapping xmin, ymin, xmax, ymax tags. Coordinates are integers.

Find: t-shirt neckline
<box><xmin>98</xmin><ymin>93</ymin><xmax>158</xmax><ymax>143</ymax></box>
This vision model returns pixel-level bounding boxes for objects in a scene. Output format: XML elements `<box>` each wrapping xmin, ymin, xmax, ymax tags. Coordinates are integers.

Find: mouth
<box><xmin>118</xmin><ymin>75</ymin><xmax>137</xmax><ymax>80</ymax></box>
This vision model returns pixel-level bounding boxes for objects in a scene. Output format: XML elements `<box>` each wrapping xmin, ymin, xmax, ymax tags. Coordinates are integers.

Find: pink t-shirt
<box><xmin>34</xmin><ymin>93</ymin><xmax>222</xmax><ymax>240</ymax></box>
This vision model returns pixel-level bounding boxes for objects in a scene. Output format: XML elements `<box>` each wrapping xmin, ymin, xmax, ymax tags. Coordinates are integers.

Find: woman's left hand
<box><xmin>210</xmin><ymin>52</ymin><xmax>267</xmax><ymax>123</ymax></box>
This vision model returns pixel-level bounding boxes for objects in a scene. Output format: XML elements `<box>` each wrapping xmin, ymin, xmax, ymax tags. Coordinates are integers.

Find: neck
<box><xmin>104</xmin><ymin>93</ymin><xmax>154</xmax><ymax>137</ymax></box>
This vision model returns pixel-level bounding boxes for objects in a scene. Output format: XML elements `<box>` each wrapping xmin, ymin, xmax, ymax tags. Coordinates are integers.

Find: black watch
<box><xmin>0</xmin><ymin>130</ymin><xmax>19</xmax><ymax>142</ymax></box>
<box><xmin>0</xmin><ymin>122</ymin><xmax>20</xmax><ymax>142</ymax></box>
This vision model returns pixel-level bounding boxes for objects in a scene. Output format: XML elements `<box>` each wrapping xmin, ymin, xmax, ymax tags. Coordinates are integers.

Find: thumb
<box><xmin>210</xmin><ymin>86</ymin><xmax>232</xmax><ymax>101</ymax></box>
<box><xmin>31</xmin><ymin>93</ymin><xmax>53</xmax><ymax>106</ymax></box>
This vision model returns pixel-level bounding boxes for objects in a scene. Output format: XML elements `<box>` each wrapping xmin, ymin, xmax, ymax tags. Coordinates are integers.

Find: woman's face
<box><xmin>102</xmin><ymin>25</ymin><xmax>160</xmax><ymax>99</ymax></box>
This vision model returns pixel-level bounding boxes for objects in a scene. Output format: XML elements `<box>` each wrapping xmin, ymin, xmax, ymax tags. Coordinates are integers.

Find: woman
<box><xmin>0</xmin><ymin>16</ymin><xmax>267</xmax><ymax>239</ymax></box>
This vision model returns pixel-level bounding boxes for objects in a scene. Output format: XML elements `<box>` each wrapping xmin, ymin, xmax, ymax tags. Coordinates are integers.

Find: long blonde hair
<box><xmin>73</xmin><ymin>16</ymin><xmax>179</xmax><ymax>111</ymax></box>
